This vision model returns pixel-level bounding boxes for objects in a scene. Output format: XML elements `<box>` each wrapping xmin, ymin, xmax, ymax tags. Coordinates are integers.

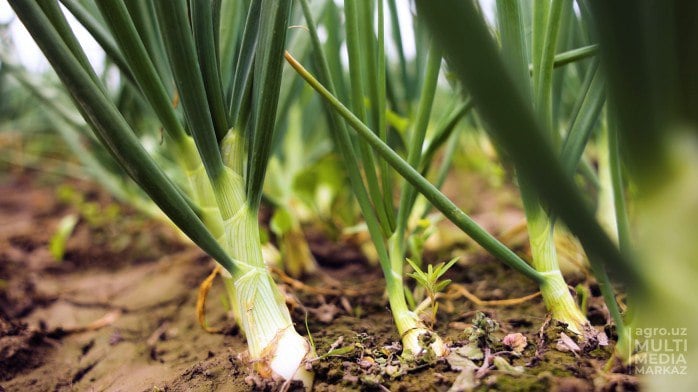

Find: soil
<box><xmin>0</xmin><ymin>166</ymin><xmax>640</xmax><ymax>391</ymax></box>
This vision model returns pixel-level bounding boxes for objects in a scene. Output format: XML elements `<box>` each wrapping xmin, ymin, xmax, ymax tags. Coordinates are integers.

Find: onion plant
<box><xmin>3</xmin><ymin>3</ymin><xmax>326</xmax><ymax>280</ymax></box>
<box><xmin>414</xmin><ymin>2</ymin><xmax>697</xmax><ymax>389</ymax></box>
<box><xmin>9</xmin><ymin>0</ymin><xmax>314</xmax><ymax>387</ymax></box>
<box><xmin>293</xmin><ymin>0</ymin><xmax>486</xmax><ymax>357</ymax></box>
<box><xmin>493</xmin><ymin>0</ymin><xmax>597</xmax><ymax>336</ymax></box>
<box><xmin>403</xmin><ymin>0</ymin><xmax>635</xmax><ymax>306</ymax></box>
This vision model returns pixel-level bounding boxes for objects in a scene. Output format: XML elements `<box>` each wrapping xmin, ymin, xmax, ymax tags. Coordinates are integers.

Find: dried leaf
<box><xmin>492</xmin><ymin>356</ymin><xmax>524</xmax><ymax>375</ymax></box>
<box><xmin>597</xmin><ymin>330</ymin><xmax>609</xmax><ymax>346</ymax></box>
<box><xmin>502</xmin><ymin>332</ymin><xmax>528</xmax><ymax>354</ymax></box>
<box><xmin>196</xmin><ymin>266</ymin><xmax>222</xmax><ymax>333</ymax></box>
<box><xmin>456</xmin><ymin>342</ymin><xmax>484</xmax><ymax>360</ymax></box>
<box><xmin>446</xmin><ymin>349</ymin><xmax>479</xmax><ymax>371</ymax></box>
<box><xmin>556</xmin><ymin>332</ymin><xmax>581</xmax><ymax>353</ymax></box>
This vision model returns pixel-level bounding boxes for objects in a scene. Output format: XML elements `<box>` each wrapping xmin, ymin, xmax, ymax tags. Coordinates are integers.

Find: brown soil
<box><xmin>0</xmin><ymin>168</ymin><xmax>639</xmax><ymax>391</ymax></box>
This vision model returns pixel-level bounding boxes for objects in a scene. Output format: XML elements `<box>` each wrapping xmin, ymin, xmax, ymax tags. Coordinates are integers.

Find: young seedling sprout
<box><xmin>406</xmin><ymin>257</ymin><xmax>459</xmax><ymax>327</ymax></box>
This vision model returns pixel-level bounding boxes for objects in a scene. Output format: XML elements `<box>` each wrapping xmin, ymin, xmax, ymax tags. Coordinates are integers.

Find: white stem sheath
<box><xmin>529</xmin><ymin>216</ymin><xmax>588</xmax><ymax>335</ymax></box>
<box><xmin>222</xmin><ymin>206</ymin><xmax>315</xmax><ymax>389</ymax></box>
<box><xmin>230</xmin><ymin>268</ymin><xmax>314</xmax><ymax>386</ymax></box>
<box><xmin>394</xmin><ymin>307</ymin><xmax>448</xmax><ymax>357</ymax></box>
<box><xmin>402</xmin><ymin>325</ymin><xmax>448</xmax><ymax>357</ymax></box>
